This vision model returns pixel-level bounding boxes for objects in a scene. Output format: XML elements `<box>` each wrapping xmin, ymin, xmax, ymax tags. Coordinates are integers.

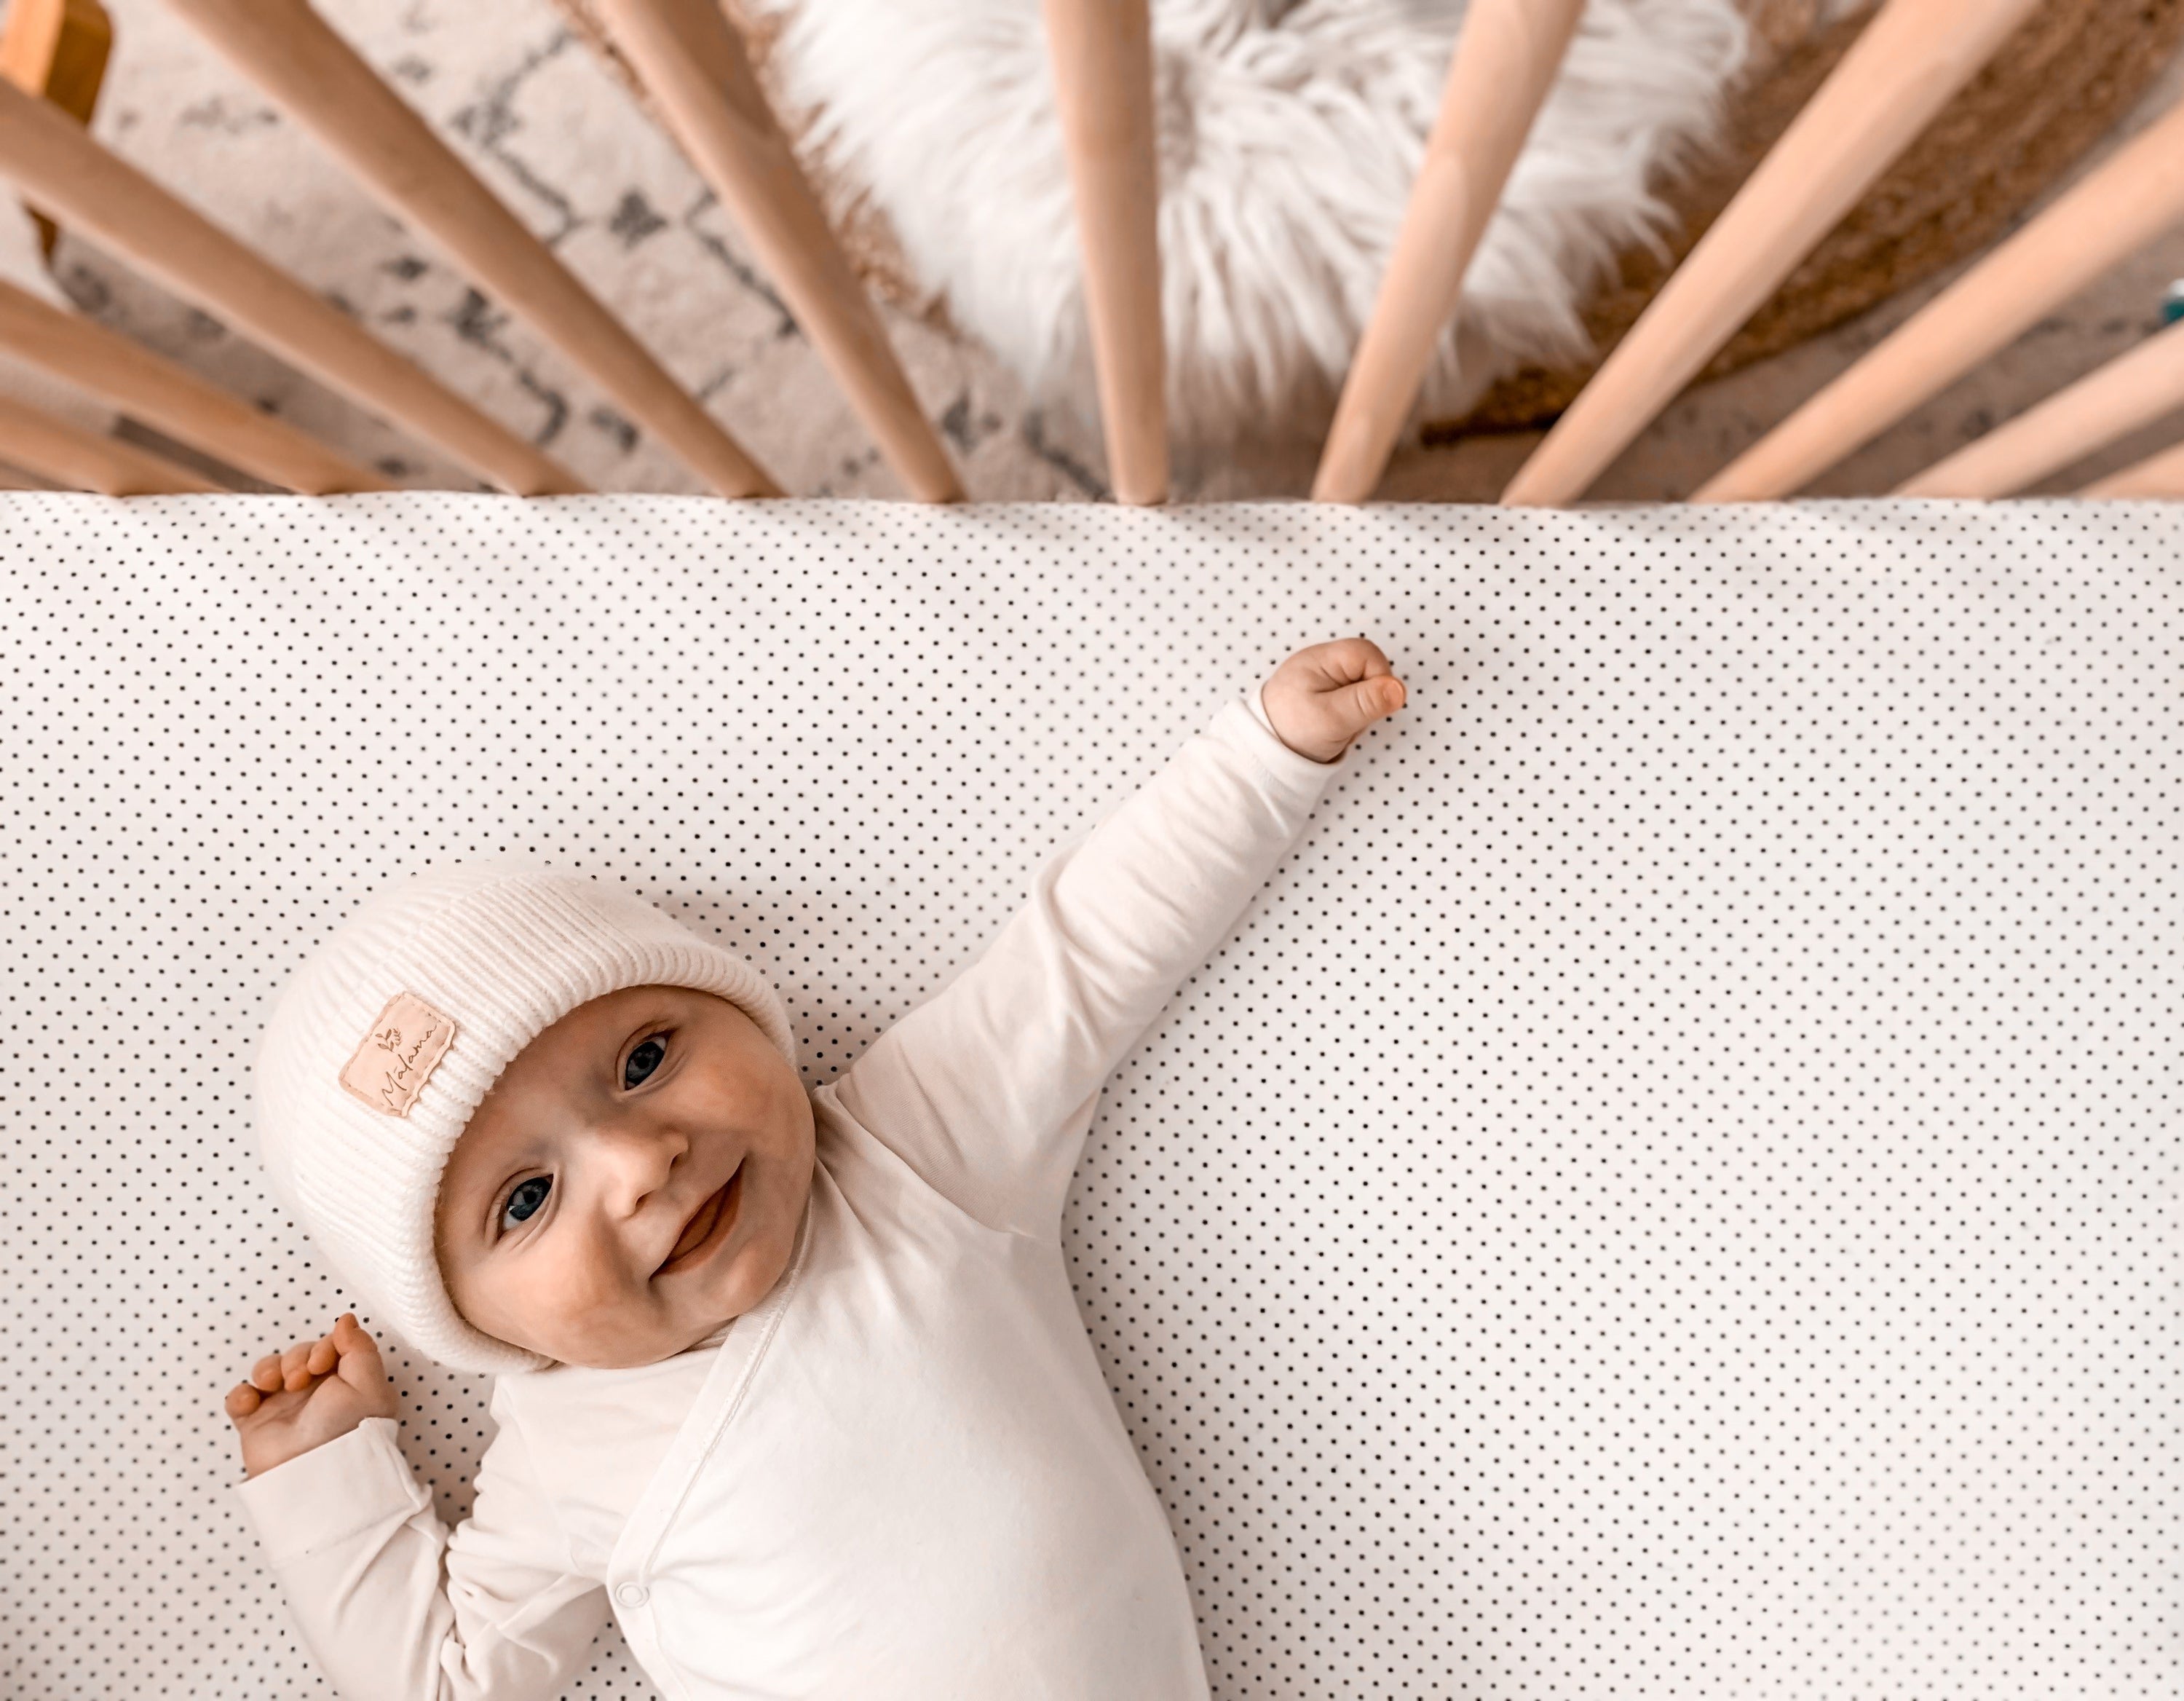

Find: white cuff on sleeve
<box><xmin>232</xmin><ymin>1416</ymin><xmax>429</xmax><ymax>1566</ymax></box>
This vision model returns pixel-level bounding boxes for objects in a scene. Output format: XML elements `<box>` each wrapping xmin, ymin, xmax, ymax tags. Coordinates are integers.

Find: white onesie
<box><xmin>235</xmin><ymin>688</ymin><xmax>1342</xmax><ymax>1700</ymax></box>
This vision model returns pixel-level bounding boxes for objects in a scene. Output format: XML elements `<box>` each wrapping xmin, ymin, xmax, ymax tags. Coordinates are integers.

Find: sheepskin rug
<box><xmin>748</xmin><ymin>0</ymin><xmax>1752</xmax><ymax>443</ymax></box>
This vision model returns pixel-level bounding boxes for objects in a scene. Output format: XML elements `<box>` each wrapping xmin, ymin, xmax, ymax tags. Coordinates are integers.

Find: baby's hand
<box><xmin>223</xmin><ymin>1312</ymin><xmax>400</xmax><ymax>1479</ymax></box>
<box><xmin>1262</xmin><ymin>636</ymin><xmax>1407</xmax><ymax>764</ymax></box>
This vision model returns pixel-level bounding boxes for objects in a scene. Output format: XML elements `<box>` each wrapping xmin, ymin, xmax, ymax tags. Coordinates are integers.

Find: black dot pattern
<box><xmin>0</xmin><ymin>494</ymin><xmax>2177</xmax><ymax>1698</ymax></box>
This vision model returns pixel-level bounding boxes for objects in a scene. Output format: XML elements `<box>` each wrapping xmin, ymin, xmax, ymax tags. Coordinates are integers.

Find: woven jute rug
<box><xmin>1455</xmin><ymin>0</ymin><xmax>2184</xmax><ymax>432</ymax></box>
<box><xmin>557</xmin><ymin>0</ymin><xmax>2184</xmax><ymax>435</ymax></box>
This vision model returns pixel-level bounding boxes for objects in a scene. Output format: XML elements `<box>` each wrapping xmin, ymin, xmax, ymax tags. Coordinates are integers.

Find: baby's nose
<box><xmin>588</xmin><ymin>1115</ymin><xmax>689</xmax><ymax>1213</ymax></box>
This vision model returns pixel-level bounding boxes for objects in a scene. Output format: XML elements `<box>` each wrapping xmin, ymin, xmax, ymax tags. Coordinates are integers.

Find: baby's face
<box><xmin>435</xmin><ymin>985</ymin><xmax>814</xmax><ymax>1369</ymax></box>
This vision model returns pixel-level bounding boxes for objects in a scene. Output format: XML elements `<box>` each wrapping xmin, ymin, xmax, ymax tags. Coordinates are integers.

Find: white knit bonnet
<box><xmin>253</xmin><ymin>861</ymin><xmax>797</xmax><ymax>1374</ymax></box>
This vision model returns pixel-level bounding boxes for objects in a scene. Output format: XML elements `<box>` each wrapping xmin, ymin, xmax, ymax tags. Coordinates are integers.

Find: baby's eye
<box><xmin>624</xmin><ymin>1034</ymin><xmax>668</xmax><ymax>1090</ymax></box>
<box><xmin>500</xmin><ymin>1175</ymin><xmax>551</xmax><ymax>1231</ymax></box>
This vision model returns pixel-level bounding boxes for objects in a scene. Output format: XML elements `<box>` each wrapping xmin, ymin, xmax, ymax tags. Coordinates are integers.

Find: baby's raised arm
<box><xmin>830</xmin><ymin>636</ymin><xmax>1405</xmax><ymax>1236</ymax></box>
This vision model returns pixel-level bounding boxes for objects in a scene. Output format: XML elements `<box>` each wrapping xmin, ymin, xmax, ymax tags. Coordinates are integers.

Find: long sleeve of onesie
<box><xmin>232</xmin><ymin>1390</ymin><xmax>609</xmax><ymax>1701</ymax></box>
<box><xmin>831</xmin><ymin>685</ymin><xmax>1342</xmax><ymax>1239</ymax></box>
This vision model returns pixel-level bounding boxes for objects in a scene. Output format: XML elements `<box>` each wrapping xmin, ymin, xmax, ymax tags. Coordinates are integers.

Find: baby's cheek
<box><xmin>503</xmin><ymin>1240</ymin><xmax>653</xmax><ymax>1358</ymax></box>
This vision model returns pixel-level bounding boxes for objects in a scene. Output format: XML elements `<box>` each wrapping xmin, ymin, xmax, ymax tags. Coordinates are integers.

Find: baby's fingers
<box><xmin>1342</xmin><ymin>636</ymin><xmax>1395</xmax><ymax>682</ymax></box>
<box><xmin>331</xmin><ymin>1314</ymin><xmax>396</xmax><ymax>1413</ymax></box>
<box><xmin>1347</xmin><ymin>673</ymin><xmax>1405</xmax><ymax>722</ymax></box>
<box><xmin>1298</xmin><ymin>635</ymin><xmax>1392</xmax><ymax>687</ymax></box>
<box><xmin>250</xmin><ymin>1354</ymin><xmax>287</xmax><ymax>1394</ymax></box>
<box><xmin>306</xmin><ymin>1333</ymin><xmax>339</xmax><ymax>1378</ymax></box>
<box><xmin>225</xmin><ymin>1381</ymin><xmax>264</xmax><ymax>1420</ymax></box>
<box><xmin>333</xmin><ymin>1313</ymin><xmax>381</xmax><ymax>1375</ymax></box>
<box><xmin>280</xmin><ymin>1341</ymin><xmax>317</xmax><ymax>1392</ymax></box>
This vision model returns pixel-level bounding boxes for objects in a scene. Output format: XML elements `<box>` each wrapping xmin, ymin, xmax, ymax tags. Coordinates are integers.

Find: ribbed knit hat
<box><xmin>254</xmin><ymin>860</ymin><xmax>797</xmax><ymax>1375</ymax></box>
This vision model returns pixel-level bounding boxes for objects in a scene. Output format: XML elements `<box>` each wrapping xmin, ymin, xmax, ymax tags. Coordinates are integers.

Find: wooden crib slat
<box><xmin>0</xmin><ymin>0</ymin><xmax>111</xmax><ymax>257</ymax></box>
<box><xmin>589</xmin><ymin>0</ymin><xmax>960</xmax><ymax>503</ymax></box>
<box><xmin>1498</xmin><ymin>0</ymin><xmax>2043</xmax><ymax>508</ymax></box>
<box><xmin>0</xmin><ymin>387</ymin><xmax>218</xmax><ymax>492</ymax></box>
<box><xmin>1701</xmin><ymin>99</ymin><xmax>2184</xmax><ymax>502</ymax></box>
<box><xmin>1312</xmin><ymin>0</ymin><xmax>1585</xmax><ymax>505</ymax></box>
<box><xmin>1042</xmin><ymin>0</ymin><xmax>1166</xmax><ymax>506</ymax></box>
<box><xmin>2078</xmin><ymin>438</ymin><xmax>2184</xmax><ymax>498</ymax></box>
<box><xmin>0</xmin><ymin>277</ymin><xmax>389</xmax><ymax>492</ymax></box>
<box><xmin>0</xmin><ymin>79</ymin><xmax>582</xmax><ymax>494</ymax></box>
<box><xmin>1894</xmin><ymin>317</ymin><xmax>2184</xmax><ymax>500</ymax></box>
<box><xmin>167</xmin><ymin>0</ymin><xmax>778</xmax><ymax>500</ymax></box>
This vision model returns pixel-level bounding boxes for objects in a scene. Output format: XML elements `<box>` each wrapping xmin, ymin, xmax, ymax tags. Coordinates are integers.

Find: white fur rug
<box><xmin>751</xmin><ymin>0</ymin><xmax>1752</xmax><ymax>443</ymax></box>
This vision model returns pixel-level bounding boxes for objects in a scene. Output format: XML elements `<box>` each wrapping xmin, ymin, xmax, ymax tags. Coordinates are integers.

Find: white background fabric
<box><xmin>0</xmin><ymin>494</ymin><xmax>2175</xmax><ymax>1698</ymax></box>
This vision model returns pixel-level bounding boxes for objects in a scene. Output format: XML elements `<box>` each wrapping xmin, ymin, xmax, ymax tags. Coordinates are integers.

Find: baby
<box><xmin>226</xmin><ymin>637</ymin><xmax>1406</xmax><ymax>1700</ymax></box>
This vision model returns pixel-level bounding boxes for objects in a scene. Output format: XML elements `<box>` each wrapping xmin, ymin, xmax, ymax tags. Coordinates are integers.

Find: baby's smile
<box><xmin>660</xmin><ymin>1161</ymin><xmax>745</xmax><ymax>1277</ymax></box>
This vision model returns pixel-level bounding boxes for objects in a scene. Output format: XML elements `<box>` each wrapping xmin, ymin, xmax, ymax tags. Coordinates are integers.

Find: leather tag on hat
<box><xmin>340</xmin><ymin>992</ymin><xmax>458</xmax><ymax>1117</ymax></box>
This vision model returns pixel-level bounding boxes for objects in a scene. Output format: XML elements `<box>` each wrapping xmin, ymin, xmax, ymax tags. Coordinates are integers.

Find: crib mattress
<box><xmin>0</xmin><ymin>494</ymin><xmax>2175</xmax><ymax>1699</ymax></box>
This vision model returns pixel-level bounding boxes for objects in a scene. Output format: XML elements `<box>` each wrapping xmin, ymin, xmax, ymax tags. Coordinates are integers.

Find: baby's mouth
<box><xmin>657</xmin><ymin>1161</ymin><xmax>743</xmax><ymax>1277</ymax></box>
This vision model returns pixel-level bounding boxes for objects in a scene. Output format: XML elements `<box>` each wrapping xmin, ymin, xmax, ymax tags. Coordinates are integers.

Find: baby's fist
<box><xmin>224</xmin><ymin>1312</ymin><xmax>399</xmax><ymax>1479</ymax></box>
<box><xmin>1261</xmin><ymin>636</ymin><xmax>1406</xmax><ymax>764</ymax></box>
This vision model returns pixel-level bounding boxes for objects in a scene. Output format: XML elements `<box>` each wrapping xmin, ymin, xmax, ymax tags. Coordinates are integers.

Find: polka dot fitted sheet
<box><xmin>0</xmin><ymin>494</ymin><xmax>2175</xmax><ymax>1699</ymax></box>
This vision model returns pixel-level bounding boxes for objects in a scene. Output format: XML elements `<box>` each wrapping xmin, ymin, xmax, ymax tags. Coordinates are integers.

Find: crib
<box><xmin>0</xmin><ymin>0</ymin><xmax>2180</xmax><ymax>505</ymax></box>
<box><xmin>1</xmin><ymin>7</ymin><xmax>2180</xmax><ymax>1701</ymax></box>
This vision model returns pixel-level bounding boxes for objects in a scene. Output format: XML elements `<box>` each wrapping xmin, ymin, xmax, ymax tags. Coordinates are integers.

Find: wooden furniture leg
<box><xmin>1312</xmin><ymin>0</ymin><xmax>1584</xmax><ymax>505</ymax></box>
<box><xmin>1895</xmin><ymin>316</ymin><xmax>2184</xmax><ymax>499</ymax></box>
<box><xmin>0</xmin><ymin>78</ymin><xmax>583</xmax><ymax>494</ymax></box>
<box><xmin>1042</xmin><ymin>0</ymin><xmax>1166</xmax><ymax>505</ymax></box>
<box><xmin>0</xmin><ymin>277</ymin><xmax>388</xmax><ymax>492</ymax></box>
<box><xmin>1701</xmin><ymin>98</ymin><xmax>2184</xmax><ymax>501</ymax></box>
<box><xmin>588</xmin><ymin>0</ymin><xmax>960</xmax><ymax>502</ymax></box>
<box><xmin>0</xmin><ymin>387</ymin><xmax>216</xmax><ymax>492</ymax></box>
<box><xmin>1499</xmin><ymin>0</ymin><xmax>2043</xmax><ymax>508</ymax></box>
<box><xmin>2079</xmin><ymin>438</ymin><xmax>2184</xmax><ymax>498</ymax></box>
<box><xmin>166</xmin><ymin>0</ymin><xmax>778</xmax><ymax>500</ymax></box>
<box><xmin>0</xmin><ymin>0</ymin><xmax>110</xmax><ymax>256</ymax></box>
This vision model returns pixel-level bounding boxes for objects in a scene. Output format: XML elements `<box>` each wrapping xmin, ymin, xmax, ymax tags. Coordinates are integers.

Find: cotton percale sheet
<box><xmin>0</xmin><ymin>494</ymin><xmax>2175</xmax><ymax>1700</ymax></box>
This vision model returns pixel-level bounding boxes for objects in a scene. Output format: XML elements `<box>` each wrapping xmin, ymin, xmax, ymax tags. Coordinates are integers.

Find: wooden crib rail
<box><xmin>1312</xmin><ymin>0</ymin><xmax>1584</xmax><ymax>505</ymax></box>
<box><xmin>0</xmin><ymin>0</ymin><xmax>110</xmax><ymax>256</ymax></box>
<box><xmin>4</xmin><ymin>0</ymin><xmax>2179</xmax><ymax>506</ymax></box>
<box><xmin>1043</xmin><ymin>0</ymin><xmax>1166</xmax><ymax>506</ymax></box>
<box><xmin>2080</xmin><ymin>437</ymin><xmax>2184</xmax><ymax>498</ymax></box>
<box><xmin>0</xmin><ymin>78</ymin><xmax>583</xmax><ymax>494</ymax></box>
<box><xmin>166</xmin><ymin>0</ymin><xmax>776</xmax><ymax>500</ymax></box>
<box><xmin>1894</xmin><ymin>316</ymin><xmax>2184</xmax><ymax>499</ymax></box>
<box><xmin>0</xmin><ymin>385</ymin><xmax>215</xmax><ymax>492</ymax></box>
<box><xmin>1698</xmin><ymin>97</ymin><xmax>2184</xmax><ymax>502</ymax></box>
<box><xmin>1497</xmin><ymin>0</ymin><xmax>2044</xmax><ymax>508</ymax></box>
<box><xmin>587</xmin><ymin>0</ymin><xmax>960</xmax><ymax>503</ymax></box>
<box><xmin>0</xmin><ymin>275</ymin><xmax>387</xmax><ymax>492</ymax></box>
